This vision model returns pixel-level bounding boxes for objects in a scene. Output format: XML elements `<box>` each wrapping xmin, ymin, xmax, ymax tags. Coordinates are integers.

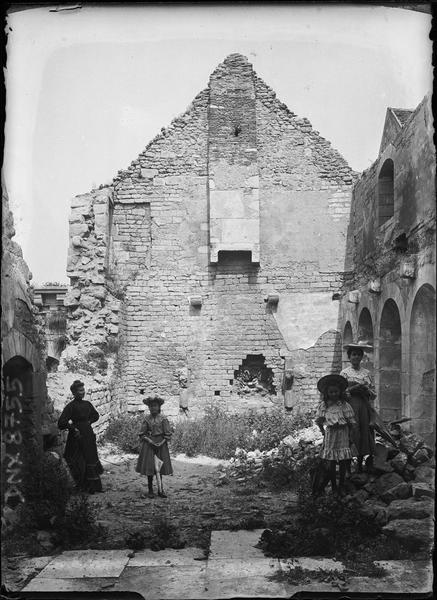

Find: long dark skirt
<box><xmin>64</xmin><ymin>423</ymin><xmax>103</xmax><ymax>492</ymax></box>
<box><xmin>348</xmin><ymin>394</ymin><xmax>375</xmax><ymax>457</ymax></box>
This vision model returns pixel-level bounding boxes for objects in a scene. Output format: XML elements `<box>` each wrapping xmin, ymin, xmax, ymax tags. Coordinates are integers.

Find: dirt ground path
<box><xmin>88</xmin><ymin>444</ymin><xmax>298</xmax><ymax>551</ymax></box>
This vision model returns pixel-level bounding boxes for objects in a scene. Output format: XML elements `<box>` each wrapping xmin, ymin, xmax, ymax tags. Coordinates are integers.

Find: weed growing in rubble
<box><xmin>171</xmin><ymin>405</ymin><xmax>313</xmax><ymax>459</ymax></box>
<box><xmin>258</xmin><ymin>481</ymin><xmax>416</xmax><ymax>573</ymax></box>
<box><xmin>20</xmin><ymin>446</ymin><xmax>73</xmax><ymax>530</ymax></box>
<box><xmin>60</xmin><ymin>493</ymin><xmax>105</xmax><ymax>546</ymax></box>
<box><xmin>103</xmin><ymin>412</ymin><xmax>144</xmax><ymax>452</ymax></box>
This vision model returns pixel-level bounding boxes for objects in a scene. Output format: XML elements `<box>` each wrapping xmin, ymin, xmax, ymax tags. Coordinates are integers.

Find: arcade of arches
<box><xmin>341</xmin><ymin>287</ymin><xmax>436</xmax><ymax>441</ymax></box>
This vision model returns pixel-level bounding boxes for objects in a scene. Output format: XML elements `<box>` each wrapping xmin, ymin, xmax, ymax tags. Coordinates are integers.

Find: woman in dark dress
<box><xmin>340</xmin><ymin>343</ymin><xmax>376</xmax><ymax>473</ymax></box>
<box><xmin>58</xmin><ymin>380</ymin><xmax>103</xmax><ymax>493</ymax></box>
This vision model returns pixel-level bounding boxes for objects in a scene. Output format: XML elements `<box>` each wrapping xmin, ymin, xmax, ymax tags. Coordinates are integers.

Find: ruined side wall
<box><xmin>340</xmin><ymin>95</ymin><xmax>436</xmax><ymax>439</ymax></box>
<box><xmin>1</xmin><ymin>188</ymin><xmax>56</xmax><ymax>526</ymax></box>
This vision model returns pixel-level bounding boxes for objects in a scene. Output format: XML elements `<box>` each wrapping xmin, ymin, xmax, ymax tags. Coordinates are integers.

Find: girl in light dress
<box><xmin>315</xmin><ymin>374</ymin><xmax>357</xmax><ymax>495</ymax></box>
<box><xmin>136</xmin><ymin>396</ymin><xmax>173</xmax><ymax>499</ymax></box>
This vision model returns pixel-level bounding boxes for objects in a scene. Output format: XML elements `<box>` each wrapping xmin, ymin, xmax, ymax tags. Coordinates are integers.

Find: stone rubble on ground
<box><xmin>226</xmin><ymin>421</ymin><xmax>434</xmax><ymax>550</ymax></box>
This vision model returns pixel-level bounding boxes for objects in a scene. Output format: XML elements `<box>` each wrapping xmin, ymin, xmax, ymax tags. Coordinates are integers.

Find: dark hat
<box><xmin>343</xmin><ymin>340</ymin><xmax>373</xmax><ymax>351</ymax></box>
<box><xmin>317</xmin><ymin>374</ymin><xmax>348</xmax><ymax>394</ymax></box>
<box><xmin>143</xmin><ymin>395</ymin><xmax>165</xmax><ymax>407</ymax></box>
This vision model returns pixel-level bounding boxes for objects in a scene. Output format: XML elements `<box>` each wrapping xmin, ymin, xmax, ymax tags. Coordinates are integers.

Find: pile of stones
<box><xmin>225</xmin><ymin>425</ymin><xmax>323</xmax><ymax>483</ymax></box>
<box><xmin>344</xmin><ymin>427</ymin><xmax>434</xmax><ymax>550</ymax></box>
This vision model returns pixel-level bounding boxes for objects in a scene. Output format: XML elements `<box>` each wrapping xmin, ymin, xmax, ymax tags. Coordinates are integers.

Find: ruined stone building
<box><xmin>1</xmin><ymin>186</ymin><xmax>57</xmax><ymax>526</ymax></box>
<box><xmin>61</xmin><ymin>54</ymin><xmax>435</xmax><ymax>429</ymax></box>
<box><xmin>340</xmin><ymin>95</ymin><xmax>435</xmax><ymax>443</ymax></box>
<box><xmin>63</xmin><ymin>53</ymin><xmax>357</xmax><ymax>417</ymax></box>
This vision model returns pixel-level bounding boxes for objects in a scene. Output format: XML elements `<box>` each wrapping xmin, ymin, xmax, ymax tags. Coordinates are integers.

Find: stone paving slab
<box><xmin>32</xmin><ymin>549</ymin><xmax>130</xmax><ymax>579</ymax></box>
<box><xmin>209</xmin><ymin>529</ymin><xmax>265</xmax><ymax>560</ymax></box>
<box><xmin>204</xmin><ymin>575</ymin><xmax>287</xmax><ymax>599</ymax></box>
<box><xmin>23</xmin><ymin>577</ymin><xmax>120</xmax><ymax>592</ymax></box>
<box><xmin>128</xmin><ymin>547</ymin><xmax>205</xmax><ymax>567</ymax></box>
<box><xmin>206</xmin><ymin>558</ymin><xmax>279</xmax><ymax>579</ymax></box>
<box><xmin>114</xmin><ymin>565</ymin><xmax>208</xmax><ymax>599</ymax></box>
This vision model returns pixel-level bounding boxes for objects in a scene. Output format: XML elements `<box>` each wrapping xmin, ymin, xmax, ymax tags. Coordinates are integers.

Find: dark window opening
<box><xmin>233</xmin><ymin>355</ymin><xmax>276</xmax><ymax>396</ymax></box>
<box><xmin>229</xmin><ymin>379</ymin><xmax>233</xmax><ymax>385</ymax></box>
<box><xmin>378</xmin><ymin>159</ymin><xmax>394</xmax><ymax>227</ymax></box>
<box><xmin>214</xmin><ymin>390</ymin><xmax>221</xmax><ymax>396</ymax></box>
<box><xmin>46</xmin><ymin>356</ymin><xmax>59</xmax><ymax>373</ymax></box>
<box><xmin>393</xmin><ymin>233</ymin><xmax>408</xmax><ymax>253</ymax></box>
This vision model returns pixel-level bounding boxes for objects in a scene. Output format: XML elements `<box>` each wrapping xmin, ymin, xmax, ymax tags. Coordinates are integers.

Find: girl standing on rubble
<box><xmin>136</xmin><ymin>395</ymin><xmax>173</xmax><ymax>498</ymax></box>
<box><xmin>315</xmin><ymin>374</ymin><xmax>357</xmax><ymax>495</ymax></box>
<box><xmin>340</xmin><ymin>342</ymin><xmax>376</xmax><ymax>473</ymax></box>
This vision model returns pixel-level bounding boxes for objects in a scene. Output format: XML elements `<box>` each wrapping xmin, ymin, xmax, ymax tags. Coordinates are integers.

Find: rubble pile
<box><xmin>226</xmin><ymin>424</ymin><xmax>324</xmax><ymax>483</ymax></box>
<box><xmin>227</xmin><ymin>421</ymin><xmax>434</xmax><ymax>550</ymax></box>
<box><xmin>344</xmin><ymin>426</ymin><xmax>434</xmax><ymax>550</ymax></box>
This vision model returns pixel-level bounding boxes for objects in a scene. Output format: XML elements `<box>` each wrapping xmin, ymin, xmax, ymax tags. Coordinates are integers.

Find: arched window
<box><xmin>379</xmin><ymin>299</ymin><xmax>402</xmax><ymax>421</ymax></box>
<box><xmin>342</xmin><ymin>321</ymin><xmax>353</xmax><ymax>368</ymax></box>
<box><xmin>409</xmin><ymin>284</ymin><xmax>436</xmax><ymax>441</ymax></box>
<box><xmin>358</xmin><ymin>308</ymin><xmax>374</xmax><ymax>376</ymax></box>
<box><xmin>378</xmin><ymin>159</ymin><xmax>394</xmax><ymax>226</ymax></box>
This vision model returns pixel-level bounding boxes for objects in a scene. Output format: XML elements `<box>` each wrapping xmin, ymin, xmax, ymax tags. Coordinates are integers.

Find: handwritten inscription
<box><xmin>2</xmin><ymin>377</ymin><xmax>25</xmax><ymax>517</ymax></box>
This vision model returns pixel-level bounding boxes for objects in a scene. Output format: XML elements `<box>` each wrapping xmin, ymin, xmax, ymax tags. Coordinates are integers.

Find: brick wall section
<box><xmin>64</xmin><ymin>54</ymin><xmax>359</xmax><ymax>418</ymax></box>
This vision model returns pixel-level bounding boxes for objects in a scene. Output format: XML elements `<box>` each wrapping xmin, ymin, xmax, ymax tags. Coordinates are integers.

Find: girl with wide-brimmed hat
<box><xmin>315</xmin><ymin>374</ymin><xmax>357</xmax><ymax>495</ymax></box>
<box><xmin>340</xmin><ymin>341</ymin><xmax>376</xmax><ymax>473</ymax></box>
<box><xmin>136</xmin><ymin>395</ymin><xmax>173</xmax><ymax>498</ymax></box>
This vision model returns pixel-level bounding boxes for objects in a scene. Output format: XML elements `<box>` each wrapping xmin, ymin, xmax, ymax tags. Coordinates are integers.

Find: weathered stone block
<box><xmin>387</xmin><ymin>497</ymin><xmax>434</xmax><ymax>521</ymax></box>
<box><xmin>381</xmin><ymin>482</ymin><xmax>411</xmax><ymax>504</ymax></box>
<box><xmin>374</xmin><ymin>472</ymin><xmax>404</xmax><ymax>498</ymax></box>
<box><xmin>410</xmin><ymin>448</ymin><xmax>429</xmax><ymax>466</ymax></box>
<box><xmin>70</xmin><ymin>223</ymin><xmax>89</xmax><ymax>237</ymax></box>
<box><xmin>413</xmin><ymin>465</ymin><xmax>435</xmax><ymax>484</ymax></box>
<box><xmin>64</xmin><ymin>292</ymin><xmax>80</xmax><ymax>308</ymax></box>
<box><xmin>141</xmin><ymin>168</ymin><xmax>158</xmax><ymax>179</ymax></box>
<box><xmin>382</xmin><ymin>517</ymin><xmax>433</xmax><ymax>549</ymax></box>
<box><xmin>390</xmin><ymin>451</ymin><xmax>408</xmax><ymax>474</ymax></box>
<box><xmin>399</xmin><ymin>434</ymin><xmax>424</xmax><ymax>456</ymax></box>
<box><xmin>80</xmin><ymin>295</ymin><xmax>101</xmax><ymax>311</ymax></box>
<box><xmin>411</xmin><ymin>482</ymin><xmax>435</xmax><ymax>499</ymax></box>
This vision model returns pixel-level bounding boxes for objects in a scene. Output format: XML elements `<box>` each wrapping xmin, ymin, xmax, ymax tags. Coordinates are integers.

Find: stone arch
<box><xmin>358</xmin><ymin>307</ymin><xmax>374</xmax><ymax>376</ymax></box>
<box><xmin>342</xmin><ymin>321</ymin><xmax>353</xmax><ymax>368</ymax></box>
<box><xmin>379</xmin><ymin>299</ymin><xmax>402</xmax><ymax>421</ymax></box>
<box><xmin>409</xmin><ymin>284</ymin><xmax>436</xmax><ymax>440</ymax></box>
<box><xmin>378</xmin><ymin>158</ymin><xmax>394</xmax><ymax>226</ymax></box>
<box><xmin>2</xmin><ymin>330</ymin><xmax>40</xmax><ymax>370</ymax></box>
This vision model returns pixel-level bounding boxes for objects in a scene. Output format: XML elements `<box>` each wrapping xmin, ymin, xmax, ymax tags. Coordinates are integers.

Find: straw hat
<box><xmin>142</xmin><ymin>395</ymin><xmax>165</xmax><ymax>407</ymax></box>
<box><xmin>317</xmin><ymin>374</ymin><xmax>348</xmax><ymax>394</ymax></box>
<box><xmin>343</xmin><ymin>340</ymin><xmax>373</xmax><ymax>351</ymax></box>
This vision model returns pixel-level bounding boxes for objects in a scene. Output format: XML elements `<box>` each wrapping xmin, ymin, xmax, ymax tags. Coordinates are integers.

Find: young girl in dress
<box><xmin>315</xmin><ymin>374</ymin><xmax>357</xmax><ymax>495</ymax></box>
<box><xmin>136</xmin><ymin>395</ymin><xmax>173</xmax><ymax>498</ymax></box>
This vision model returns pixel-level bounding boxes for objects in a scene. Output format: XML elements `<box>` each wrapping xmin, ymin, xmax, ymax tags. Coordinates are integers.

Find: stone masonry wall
<box><xmin>339</xmin><ymin>94</ymin><xmax>435</xmax><ymax>440</ymax></box>
<box><xmin>64</xmin><ymin>54</ymin><xmax>358</xmax><ymax>418</ymax></box>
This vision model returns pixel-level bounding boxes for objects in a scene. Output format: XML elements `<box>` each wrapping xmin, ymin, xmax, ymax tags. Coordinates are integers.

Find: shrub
<box><xmin>63</xmin><ymin>355</ymin><xmax>96</xmax><ymax>376</ymax></box>
<box><xmin>103</xmin><ymin>413</ymin><xmax>144</xmax><ymax>452</ymax></box>
<box><xmin>171</xmin><ymin>404</ymin><xmax>314</xmax><ymax>459</ymax></box>
<box><xmin>20</xmin><ymin>447</ymin><xmax>73</xmax><ymax>530</ymax></box>
<box><xmin>258</xmin><ymin>480</ymin><xmax>413</xmax><ymax>570</ymax></box>
<box><xmin>60</xmin><ymin>493</ymin><xmax>104</xmax><ymax>545</ymax></box>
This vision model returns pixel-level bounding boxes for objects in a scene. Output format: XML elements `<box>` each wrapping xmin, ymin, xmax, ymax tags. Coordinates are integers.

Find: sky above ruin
<box><xmin>4</xmin><ymin>4</ymin><xmax>432</xmax><ymax>284</ymax></box>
